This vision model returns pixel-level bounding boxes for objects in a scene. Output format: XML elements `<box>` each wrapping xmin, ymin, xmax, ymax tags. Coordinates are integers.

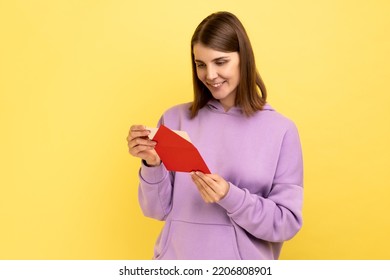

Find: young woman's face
<box><xmin>193</xmin><ymin>43</ymin><xmax>240</xmax><ymax>111</ymax></box>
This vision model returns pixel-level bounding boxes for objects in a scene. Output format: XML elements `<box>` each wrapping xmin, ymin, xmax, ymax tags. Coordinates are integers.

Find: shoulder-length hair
<box><xmin>190</xmin><ymin>11</ymin><xmax>267</xmax><ymax>118</ymax></box>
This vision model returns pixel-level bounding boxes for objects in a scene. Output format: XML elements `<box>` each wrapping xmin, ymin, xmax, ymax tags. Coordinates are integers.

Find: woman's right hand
<box><xmin>127</xmin><ymin>125</ymin><xmax>161</xmax><ymax>166</ymax></box>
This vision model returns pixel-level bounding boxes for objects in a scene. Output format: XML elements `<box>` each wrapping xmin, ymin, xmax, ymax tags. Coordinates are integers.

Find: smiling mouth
<box><xmin>207</xmin><ymin>81</ymin><xmax>225</xmax><ymax>88</ymax></box>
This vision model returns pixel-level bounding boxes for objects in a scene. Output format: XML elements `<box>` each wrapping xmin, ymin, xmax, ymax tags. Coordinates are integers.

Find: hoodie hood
<box><xmin>206</xmin><ymin>98</ymin><xmax>274</xmax><ymax>116</ymax></box>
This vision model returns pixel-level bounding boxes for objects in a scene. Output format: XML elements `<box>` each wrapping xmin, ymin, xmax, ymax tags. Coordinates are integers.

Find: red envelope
<box><xmin>152</xmin><ymin>125</ymin><xmax>211</xmax><ymax>174</ymax></box>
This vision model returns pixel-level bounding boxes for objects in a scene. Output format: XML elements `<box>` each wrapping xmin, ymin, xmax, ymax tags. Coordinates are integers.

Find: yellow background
<box><xmin>1</xmin><ymin>0</ymin><xmax>389</xmax><ymax>259</ymax></box>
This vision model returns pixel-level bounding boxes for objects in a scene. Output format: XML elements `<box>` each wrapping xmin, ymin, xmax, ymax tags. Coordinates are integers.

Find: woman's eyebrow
<box><xmin>194</xmin><ymin>56</ymin><xmax>230</xmax><ymax>63</ymax></box>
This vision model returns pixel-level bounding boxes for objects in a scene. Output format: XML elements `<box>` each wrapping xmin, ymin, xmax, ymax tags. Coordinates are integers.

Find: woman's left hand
<box><xmin>190</xmin><ymin>172</ymin><xmax>230</xmax><ymax>203</ymax></box>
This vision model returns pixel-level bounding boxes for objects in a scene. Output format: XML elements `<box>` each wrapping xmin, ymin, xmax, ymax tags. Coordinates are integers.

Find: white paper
<box><xmin>146</xmin><ymin>127</ymin><xmax>192</xmax><ymax>143</ymax></box>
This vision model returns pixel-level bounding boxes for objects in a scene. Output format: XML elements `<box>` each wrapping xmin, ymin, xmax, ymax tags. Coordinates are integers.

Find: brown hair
<box><xmin>190</xmin><ymin>11</ymin><xmax>267</xmax><ymax>118</ymax></box>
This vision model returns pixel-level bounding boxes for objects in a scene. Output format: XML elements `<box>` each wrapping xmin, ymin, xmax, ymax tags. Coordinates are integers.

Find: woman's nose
<box><xmin>206</xmin><ymin>66</ymin><xmax>218</xmax><ymax>80</ymax></box>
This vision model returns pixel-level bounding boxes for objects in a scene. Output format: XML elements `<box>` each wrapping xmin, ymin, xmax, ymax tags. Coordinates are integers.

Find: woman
<box><xmin>127</xmin><ymin>11</ymin><xmax>303</xmax><ymax>259</ymax></box>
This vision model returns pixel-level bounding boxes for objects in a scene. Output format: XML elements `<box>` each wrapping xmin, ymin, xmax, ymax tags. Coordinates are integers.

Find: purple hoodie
<box><xmin>138</xmin><ymin>99</ymin><xmax>303</xmax><ymax>259</ymax></box>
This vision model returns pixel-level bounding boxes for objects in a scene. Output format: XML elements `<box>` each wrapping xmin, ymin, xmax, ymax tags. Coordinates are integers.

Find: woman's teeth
<box><xmin>210</xmin><ymin>82</ymin><xmax>223</xmax><ymax>88</ymax></box>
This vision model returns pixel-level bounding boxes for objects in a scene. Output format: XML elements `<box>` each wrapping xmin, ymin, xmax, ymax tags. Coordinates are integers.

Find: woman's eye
<box><xmin>216</xmin><ymin>60</ymin><xmax>227</xmax><ymax>66</ymax></box>
<box><xmin>196</xmin><ymin>64</ymin><xmax>206</xmax><ymax>68</ymax></box>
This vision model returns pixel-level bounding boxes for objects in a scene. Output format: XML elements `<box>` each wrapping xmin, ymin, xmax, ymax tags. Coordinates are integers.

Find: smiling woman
<box><xmin>127</xmin><ymin>11</ymin><xmax>303</xmax><ymax>260</ymax></box>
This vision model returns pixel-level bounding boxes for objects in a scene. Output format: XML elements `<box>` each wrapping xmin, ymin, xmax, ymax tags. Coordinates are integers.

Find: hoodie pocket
<box><xmin>156</xmin><ymin>220</ymin><xmax>242</xmax><ymax>260</ymax></box>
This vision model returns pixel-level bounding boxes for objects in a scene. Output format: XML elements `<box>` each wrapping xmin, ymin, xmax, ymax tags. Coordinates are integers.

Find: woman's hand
<box><xmin>191</xmin><ymin>172</ymin><xmax>230</xmax><ymax>203</ymax></box>
<box><xmin>127</xmin><ymin>125</ymin><xmax>161</xmax><ymax>166</ymax></box>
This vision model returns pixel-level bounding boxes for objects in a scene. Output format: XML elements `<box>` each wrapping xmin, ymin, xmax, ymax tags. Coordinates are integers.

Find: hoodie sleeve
<box><xmin>137</xmin><ymin>116</ymin><xmax>175</xmax><ymax>221</ymax></box>
<box><xmin>217</xmin><ymin>122</ymin><xmax>303</xmax><ymax>242</ymax></box>
<box><xmin>138</xmin><ymin>162</ymin><xmax>174</xmax><ymax>221</ymax></box>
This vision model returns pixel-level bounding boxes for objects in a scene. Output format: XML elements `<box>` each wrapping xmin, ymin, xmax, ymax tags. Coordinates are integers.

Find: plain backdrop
<box><xmin>1</xmin><ymin>0</ymin><xmax>389</xmax><ymax>259</ymax></box>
